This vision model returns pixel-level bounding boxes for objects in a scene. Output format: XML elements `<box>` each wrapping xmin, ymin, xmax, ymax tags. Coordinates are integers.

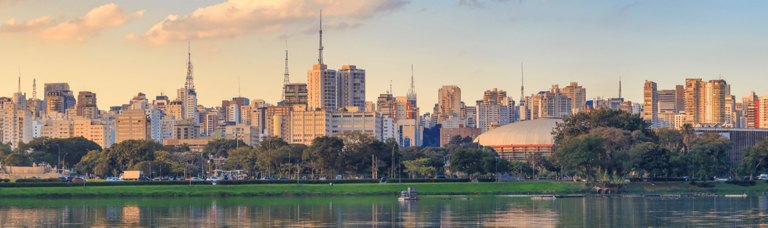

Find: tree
<box><xmin>224</xmin><ymin>147</ymin><xmax>258</xmax><ymax>175</ymax></box>
<box><xmin>587</xmin><ymin>127</ymin><xmax>632</xmax><ymax>176</ymax></box>
<box><xmin>21</xmin><ymin>137</ymin><xmax>101</xmax><ymax>169</ymax></box>
<box><xmin>102</xmin><ymin>140</ymin><xmax>163</xmax><ymax>175</ymax></box>
<box><xmin>628</xmin><ymin>142</ymin><xmax>670</xmax><ymax>178</ymax></box>
<box><xmin>3</xmin><ymin>152</ymin><xmax>32</xmax><ymax>166</ymax></box>
<box><xmin>203</xmin><ymin>139</ymin><xmax>247</xmax><ymax>157</ymax></box>
<box><xmin>553</xmin><ymin>108</ymin><xmax>652</xmax><ymax>143</ymax></box>
<box><xmin>741</xmin><ymin>137</ymin><xmax>768</xmax><ymax>180</ymax></box>
<box><xmin>554</xmin><ymin>135</ymin><xmax>605</xmax><ymax>181</ymax></box>
<box><xmin>687</xmin><ymin>133</ymin><xmax>732</xmax><ymax>180</ymax></box>
<box><xmin>403</xmin><ymin>158</ymin><xmax>436</xmax><ymax>178</ymax></box>
<box><xmin>0</xmin><ymin>142</ymin><xmax>11</xmax><ymax>157</ymax></box>
<box><xmin>304</xmin><ymin>136</ymin><xmax>344</xmax><ymax>178</ymax></box>
<box><xmin>449</xmin><ymin>147</ymin><xmax>497</xmax><ymax>177</ymax></box>
<box><xmin>680</xmin><ymin>123</ymin><xmax>695</xmax><ymax>153</ymax></box>
<box><xmin>655</xmin><ymin>128</ymin><xmax>684</xmax><ymax>152</ymax></box>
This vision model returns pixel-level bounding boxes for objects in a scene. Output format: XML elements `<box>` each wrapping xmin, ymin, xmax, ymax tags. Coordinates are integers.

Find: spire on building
<box><xmin>389</xmin><ymin>80</ymin><xmax>393</xmax><ymax>95</ymax></box>
<box><xmin>520</xmin><ymin>62</ymin><xmax>525</xmax><ymax>103</ymax></box>
<box><xmin>407</xmin><ymin>64</ymin><xmax>417</xmax><ymax>101</ymax></box>
<box><xmin>32</xmin><ymin>78</ymin><xmax>37</xmax><ymax>100</ymax></box>
<box><xmin>282</xmin><ymin>41</ymin><xmax>290</xmax><ymax>101</ymax></box>
<box><xmin>618</xmin><ymin>76</ymin><xmax>622</xmax><ymax>99</ymax></box>
<box><xmin>185</xmin><ymin>41</ymin><xmax>195</xmax><ymax>90</ymax></box>
<box><xmin>17</xmin><ymin>66</ymin><xmax>21</xmax><ymax>93</ymax></box>
<box><xmin>317</xmin><ymin>10</ymin><xmax>324</xmax><ymax>65</ymax></box>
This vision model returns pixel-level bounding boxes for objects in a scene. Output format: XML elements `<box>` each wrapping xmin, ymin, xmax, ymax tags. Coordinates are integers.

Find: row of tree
<box><xmin>1</xmin><ymin>133</ymin><xmax>513</xmax><ymax>180</ymax></box>
<box><xmin>552</xmin><ymin>109</ymin><xmax>735</xmax><ymax>182</ymax></box>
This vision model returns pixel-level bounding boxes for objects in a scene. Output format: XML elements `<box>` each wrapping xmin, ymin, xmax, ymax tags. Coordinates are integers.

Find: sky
<box><xmin>1</xmin><ymin>0</ymin><xmax>768</xmax><ymax>112</ymax></box>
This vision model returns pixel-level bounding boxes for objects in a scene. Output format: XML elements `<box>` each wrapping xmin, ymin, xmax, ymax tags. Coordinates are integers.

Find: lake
<box><xmin>0</xmin><ymin>195</ymin><xmax>766</xmax><ymax>227</ymax></box>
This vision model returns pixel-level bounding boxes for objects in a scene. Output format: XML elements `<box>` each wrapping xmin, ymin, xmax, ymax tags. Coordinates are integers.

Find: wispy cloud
<box><xmin>129</xmin><ymin>0</ymin><xmax>409</xmax><ymax>45</ymax></box>
<box><xmin>0</xmin><ymin>3</ymin><xmax>143</xmax><ymax>42</ymax></box>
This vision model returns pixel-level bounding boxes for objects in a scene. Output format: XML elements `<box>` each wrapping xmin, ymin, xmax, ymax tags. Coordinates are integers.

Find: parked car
<box><xmin>758</xmin><ymin>174</ymin><xmax>768</xmax><ymax>180</ymax></box>
<box><xmin>206</xmin><ymin>176</ymin><xmax>221</xmax><ymax>182</ymax></box>
<box><xmin>188</xmin><ymin>177</ymin><xmax>204</xmax><ymax>181</ymax></box>
<box><xmin>71</xmin><ymin>177</ymin><xmax>87</xmax><ymax>183</ymax></box>
<box><xmin>714</xmin><ymin>177</ymin><xmax>729</xmax><ymax>182</ymax></box>
<box><xmin>106</xmin><ymin>177</ymin><xmax>122</xmax><ymax>182</ymax></box>
<box><xmin>261</xmin><ymin>176</ymin><xmax>274</xmax><ymax>180</ymax></box>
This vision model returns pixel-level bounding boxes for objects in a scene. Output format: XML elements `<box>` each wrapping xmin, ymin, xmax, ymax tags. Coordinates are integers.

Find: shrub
<box><xmin>725</xmin><ymin>180</ymin><xmax>756</xmax><ymax>186</ymax></box>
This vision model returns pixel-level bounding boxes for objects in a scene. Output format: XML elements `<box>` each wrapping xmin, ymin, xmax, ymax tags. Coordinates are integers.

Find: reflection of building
<box><xmin>474</xmin><ymin>118</ymin><xmax>561</xmax><ymax>161</ymax></box>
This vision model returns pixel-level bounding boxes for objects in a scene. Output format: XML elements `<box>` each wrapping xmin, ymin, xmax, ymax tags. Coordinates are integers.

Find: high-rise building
<box><xmin>73</xmin><ymin>117</ymin><xmax>113</xmax><ymax>149</ymax></box>
<box><xmin>307</xmin><ymin>12</ymin><xmax>338</xmax><ymax>111</ymax></box>
<box><xmin>685</xmin><ymin>78</ymin><xmax>705</xmax><ymax>125</ymax></box>
<box><xmin>643</xmin><ymin>80</ymin><xmax>658</xmax><ymax>126</ymax></box>
<box><xmin>177</xmin><ymin>43</ymin><xmax>199</xmax><ymax>124</ymax></box>
<box><xmin>526</xmin><ymin>85</ymin><xmax>572</xmax><ymax>119</ymax></box>
<box><xmin>759</xmin><ymin>97</ymin><xmax>768</xmax><ymax>129</ymax></box>
<box><xmin>657</xmin><ymin>89</ymin><xmax>677</xmax><ymax>113</ymax></box>
<box><xmin>337</xmin><ymin>65</ymin><xmax>366</xmax><ymax>110</ymax></box>
<box><xmin>743</xmin><ymin>92</ymin><xmax>760</xmax><ymax>128</ymax></box>
<box><xmin>75</xmin><ymin>91</ymin><xmax>98</xmax><ymax>119</ymax></box>
<box><xmin>288</xmin><ymin>109</ymin><xmax>330</xmax><ymax>144</ymax></box>
<box><xmin>283</xmin><ymin>83</ymin><xmax>308</xmax><ymax>106</ymax></box>
<box><xmin>476</xmin><ymin>88</ymin><xmax>512</xmax><ymax>132</ymax></box>
<box><xmin>562</xmin><ymin>82</ymin><xmax>586</xmax><ymax>113</ymax></box>
<box><xmin>675</xmin><ymin>85</ymin><xmax>685</xmax><ymax>113</ymax></box>
<box><xmin>115</xmin><ymin>109</ymin><xmax>149</xmax><ymax>143</ymax></box>
<box><xmin>44</xmin><ymin>83</ymin><xmax>75</xmax><ymax>116</ymax></box>
<box><xmin>703</xmin><ymin>79</ymin><xmax>727</xmax><ymax>125</ymax></box>
<box><xmin>437</xmin><ymin>85</ymin><xmax>462</xmax><ymax>122</ymax></box>
<box><xmin>330</xmin><ymin>109</ymin><xmax>381</xmax><ymax>140</ymax></box>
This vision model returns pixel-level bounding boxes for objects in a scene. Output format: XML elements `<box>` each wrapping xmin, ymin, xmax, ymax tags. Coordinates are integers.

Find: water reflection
<box><xmin>0</xmin><ymin>196</ymin><xmax>766</xmax><ymax>226</ymax></box>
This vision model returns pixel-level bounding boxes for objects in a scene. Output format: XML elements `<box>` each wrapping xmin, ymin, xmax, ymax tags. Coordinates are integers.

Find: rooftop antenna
<box><xmin>238</xmin><ymin>76</ymin><xmax>242</xmax><ymax>98</ymax></box>
<box><xmin>318</xmin><ymin>10</ymin><xmax>324</xmax><ymax>65</ymax></box>
<box><xmin>185</xmin><ymin>41</ymin><xmax>195</xmax><ymax>90</ymax></box>
<box><xmin>619</xmin><ymin>76</ymin><xmax>622</xmax><ymax>99</ymax></box>
<box><xmin>32</xmin><ymin>78</ymin><xmax>37</xmax><ymax>100</ymax></box>
<box><xmin>520</xmin><ymin>62</ymin><xmax>524</xmax><ymax>103</ymax></box>
<box><xmin>282</xmin><ymin>40</ymin><xmax>290</xmax><ymax>101</ymax></box>
<box><xmin>17</xmin><ymin>66</ymin><xmax>21</xmax><ymax>93</ymax></box>
<box><xmin>389</xmin><ymin>80</ymin><xmax>393</xmax><ymax>95</ymax></box>
<box><xmin>407</xmin><ymin>64</ymin><xmax>417</xmax><ymax>101</ymax></box>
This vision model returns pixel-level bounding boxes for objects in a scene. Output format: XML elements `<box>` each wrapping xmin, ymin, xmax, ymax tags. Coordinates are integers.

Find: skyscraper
<box><xmin>44</xmin><ymin>83</ymin><xmax>75</xmax><ymax>116</ymax></box>
<box><xmin>562</xmin><ymin>82</ymin><xmax>586</xmax><ymax>114</ymax></box>
<box><xmin>685</xmin><ymin>78</ymin><xmax>705</xmax><ymax>125</ymax></box>
<box><xmin>76</xmin><ymin>91</ymin><xmax>99</xmax><ymax>119</ymax></box>
<box><xmin>476</xmin><ymin>88</ymin><xmax>513</xmax><ymax>132</ymax></box>
<box><xmin>177</xmin><ymin>43</ymin><xmax>199</xmax><ymax>124</ymax></box>
<box><xmin>337</xmin><ymin>65</ymin><xmax>366</xmax><ymax>110</ymax></box>
<box><xmin>703</xmin><ymin>79</ymin><xmax>727</xmax><ymax>125</ymax></box>
<box><xmin>115</xmin><ymin>109</ymin><xmax>149</xmax><ymax>143</ymax></box>
<box><xmin>307</xmin><ymin>12</ymin><xmax>338</xmax><ymax>111</ymax></box>
<box><xmin>437</xmin><ymin>85</ymin><xmax>462</xmax><ymax>122</ymax></box>
<box><xmin>643</xmin><ymin>80</ymin><xmax>658</xmax><ymax>126</ymax></box>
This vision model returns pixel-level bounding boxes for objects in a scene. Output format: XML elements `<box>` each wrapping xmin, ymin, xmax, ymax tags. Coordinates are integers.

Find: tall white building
<box><xmin>307</xmin><ymin>12</ymin><xmax>338</xmax><ymax>111</ymax></box>
<box><xmin>178</xmin><ymin>44</ymin><xmax>199</xmax><ymax>125</ymax></box>
<box><xmin>337</xmin><ymin>65</ymin><xmax>366</xmax><ymax>110</ymax></box>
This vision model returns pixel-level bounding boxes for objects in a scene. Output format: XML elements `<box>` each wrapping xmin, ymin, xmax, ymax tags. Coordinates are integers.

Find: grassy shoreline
<box><xmin>1</xmin><ymin>181</ymin><xmax>767</xmax><ymax>198</ymax></box>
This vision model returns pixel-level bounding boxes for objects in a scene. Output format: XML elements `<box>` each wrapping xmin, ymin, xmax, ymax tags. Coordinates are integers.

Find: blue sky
<box><xmin>1</xmin><ymin>0</ymin><xmax>767</xmax><ymax>111</ymax></box>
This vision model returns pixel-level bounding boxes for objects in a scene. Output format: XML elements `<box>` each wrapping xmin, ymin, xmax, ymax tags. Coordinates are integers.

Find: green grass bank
<box><xmin>2</xmin><ymin>181</ymin><xmax>768</xmax><ymax>198</ymax></box>
<box><xmin>0</xmin><ymin>181</ymin><xmax>586</xmax><ymax>198</ymax></box>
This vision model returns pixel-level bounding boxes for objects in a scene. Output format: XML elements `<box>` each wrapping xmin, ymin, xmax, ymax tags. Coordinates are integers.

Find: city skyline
<box><xmin>2</xmin><ymin>0</ymin><xmax>768</xmax><ymax>112</ymax></box>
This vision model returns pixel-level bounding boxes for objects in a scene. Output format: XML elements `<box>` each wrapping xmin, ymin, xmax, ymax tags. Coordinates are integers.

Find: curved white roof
<box><xmin>474</xmin><ymin>118</ymin><xmax>561</xmax><ymax>146</ymax></box>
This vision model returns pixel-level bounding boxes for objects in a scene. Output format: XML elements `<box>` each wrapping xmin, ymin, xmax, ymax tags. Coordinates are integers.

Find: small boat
<box><xmin>531</xmin><ymin>195</ymin><xmax>557</xmax><ymax>200</ymax></box>
<box><xmin>724</xmin><ymin>193</ymin><xmax>747</xmax><ymax>198</ymax></box>
<box><xmin>398</xmin><ymin>187</ymin><xmax>418</xmax><ymax>201</ymax></box>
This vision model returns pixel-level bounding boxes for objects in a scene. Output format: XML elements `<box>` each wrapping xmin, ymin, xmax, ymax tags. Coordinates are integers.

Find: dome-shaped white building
<box><xmin>474</xmin><ymin>118</ymin><xmax>561</xmax><ymax>161</ymax></box>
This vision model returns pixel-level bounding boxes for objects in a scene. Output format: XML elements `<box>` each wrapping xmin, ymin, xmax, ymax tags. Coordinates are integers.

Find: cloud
<box><xmin>131</xmin><ymin>0</ymin><xmax>409</xmax><ymax>44</ymax></box>
<box><xmin>0</xmin><ymin>3</ymin><xmax>143</xmax><ymax>42</ymax></box>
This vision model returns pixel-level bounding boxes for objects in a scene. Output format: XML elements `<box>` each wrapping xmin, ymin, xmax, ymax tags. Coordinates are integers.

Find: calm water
<box><xmin>0</xmin><ymin>195</ymin><xmax>767</xmax><ymax>227</ymax></box>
